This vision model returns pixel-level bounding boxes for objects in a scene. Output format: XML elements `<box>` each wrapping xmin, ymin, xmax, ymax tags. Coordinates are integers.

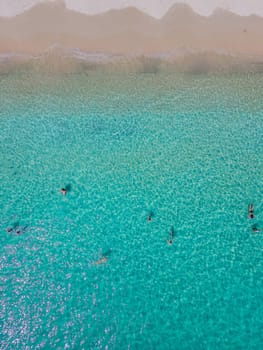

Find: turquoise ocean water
<box><xmin>0</xmin><ymin>71</ymin><xmax>263</xmax><ymax>349</ymax></box>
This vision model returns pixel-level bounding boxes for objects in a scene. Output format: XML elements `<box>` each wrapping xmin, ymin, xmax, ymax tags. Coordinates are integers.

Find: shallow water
<box><xmin>0</xmin><ymin>71</ymin><xmax>263</xmax><ymax>349</ymax></box>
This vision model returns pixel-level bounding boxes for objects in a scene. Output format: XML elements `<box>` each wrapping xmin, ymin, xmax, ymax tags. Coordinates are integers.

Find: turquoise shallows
<box><xmin>0</xmin><ymin>72</ymin><xmax>263</xmax><ymax>349</ymax></box>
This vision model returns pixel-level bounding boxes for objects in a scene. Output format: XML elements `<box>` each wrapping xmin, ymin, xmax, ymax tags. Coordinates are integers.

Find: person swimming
<box><xmin>6</xmin><ymin>224</ymin><xmax>27</xmax><ymax>234</ymax></box>
<box><xmin>94</xmin><ymin>256</ymin><xmax>108</xmax><ymax>265</ymax></box>
<box><xmin>252</xmin><ymin>225</ymin><xmax>262</xmax><ymax>233</ymax></box>
<box><xmin>147</xmin><ymin>211</ymin><xmax>154</xmax><ymax>222</ymax></box>
<box><xmin>61</xmin><ymin>188</ymin><xmax>67</xmax><ymax>195</ymax></box>
<box><xmin>248</xmin><ymin>204</ymin><xmax>254</xmax><ymax>219</ymax></box>
<box><xmin>167</xmin><ymin>226</ymin><xmax>175</xmax><ymax>245</ymax></box>
<box><xmin>7</xmin><ymin>227</ymin><xmax>21</xmax><ymax>234</ymax></box>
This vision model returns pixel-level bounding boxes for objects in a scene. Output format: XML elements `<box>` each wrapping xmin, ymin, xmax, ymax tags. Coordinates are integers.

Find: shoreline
<box><xmin>1</xmin><ymin>47</ymin><xmax>263</xmax><ymax>75</ymax></box>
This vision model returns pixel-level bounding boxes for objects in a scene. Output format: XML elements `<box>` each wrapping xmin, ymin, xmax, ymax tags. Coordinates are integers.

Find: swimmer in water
<box><xmin>147</xmin><ymin>211</ymin><xmax>154</xmax><ymax>222</ymax></box>
<box><xmin>248</xmin><ymin>204</ymin><xmax>254</xmax><ymax>219</ymax></box>
<box><xmin>167</xmin><ymin>226</ymin><xmax>175</xmax><ymax>245</ymax></box>
<box><xmin>94</xmin><ymin>256</ymin><xmax>108</xmax><ymax>265</ymax></box>
<box><xmin>61</xmin><ymin>188</ymin><xmax>67</xmax><ymax>195</ymax></box>
<box><xmin>7</xmin><ymin>225</ymin><xmax>27</xmax><ymax>234</ymax></box>
<box><xmin>252</xmin><ymin>225</ymin><xmax>262</xmax><ymax>233</ymax></box>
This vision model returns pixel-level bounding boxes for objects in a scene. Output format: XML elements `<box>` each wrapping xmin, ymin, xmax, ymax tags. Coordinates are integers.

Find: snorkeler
<box><xmin>61</xmin><ymin>188</ymin><xmax>67</xmax><ymax>195</ymax></box>
<box><xmin>248</xmin><ymin>204</ymin><xmax>254</xmax><ymax>219</ymax></box>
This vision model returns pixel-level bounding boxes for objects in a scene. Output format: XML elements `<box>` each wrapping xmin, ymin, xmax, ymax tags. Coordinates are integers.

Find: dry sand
<box><xmin>1</xmin><ymin>2</ymin><xmax>263</xmax><ymax>55</ymax></box>
<box><xmin>1</xmin><ymin>1</ymin><xmax>263</xmax><ymax>73</ymax></box>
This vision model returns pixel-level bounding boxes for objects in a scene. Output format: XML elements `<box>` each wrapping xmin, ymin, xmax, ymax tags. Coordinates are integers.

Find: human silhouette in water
<box><xmin>167</xmin><ymin>226</ymin><xmax>175</xmax><ymax>245</ymax></box>
<box><xmin>6</xmin><ymin>222</ymin><xmax>28</xmax><ymax>235</ymax></box>
<box><xmin>252</xmin><ymin>225</ymin><xmax>262</xmax><ymax>233</ymax></box>
<box><xmin>94</xmin><ymin>249</ymin><xmax>112</xmax><ymax>265</ymax></box>
<box><xmin>94</xmin><ymin>256</ymin><xmax>108</xmax><ymax>265</ymax></box>
<box><xmin>61</xmin><ymin>184</ymin><xmax>71</xmax><ymax>195</ymax></box>
<box><xmin>147</xmin><ymin>211</ymin><xmax>154</xmax><ymax>222</ymax></box>
<box><xmin>61</xmin><ymin>188</ymin><xmax>67</xmax><ymax>195</ymax></box>
<box><xmin>248</xmin><ymin>204</ymin><xmax>254</xmax><ymax>219</ymax></box>
<box><xmin>147</xmin><ymin>214</ymin><xmax>152</xmax><ymax>222</ymax></box>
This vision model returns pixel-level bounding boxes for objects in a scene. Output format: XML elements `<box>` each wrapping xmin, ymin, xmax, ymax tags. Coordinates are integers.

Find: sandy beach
<box><xmin>0</xmin><ymin>2</ymin><xmax>263</xmax><ymax>57</ymax></box>
<box><xmin>1</xmin><ymin>2</ymin><xmax>263</xmax><ymax>75</ymax></box>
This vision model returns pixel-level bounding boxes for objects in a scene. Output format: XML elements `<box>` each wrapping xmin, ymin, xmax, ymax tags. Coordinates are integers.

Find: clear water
<box><xmin>0</xmin><ymin>71</ymin><xmax>263</xmax><ymax>349</ymax></box>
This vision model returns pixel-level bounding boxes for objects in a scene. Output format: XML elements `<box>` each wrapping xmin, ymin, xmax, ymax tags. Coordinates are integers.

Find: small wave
<box><xmin>1</xmin><ymin>47</ymin><xmax>263</xmax><ymax>74</ymax></box>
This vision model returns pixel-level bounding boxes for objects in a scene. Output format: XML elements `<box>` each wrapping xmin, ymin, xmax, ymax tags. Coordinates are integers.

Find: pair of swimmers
<box><xmin>7</xmin><ymin>225</ymin><xmax>26</xmax><ymax>235</ymax></box>
<box><xmin>7</xmin><ymin>227</ymin><xmax>20</xmax><ymax>234</ymax></box>
<box><xmin>147</xmin><ymin>212</ymin><xmax>175</xmax><ymax>245</ymax></box>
